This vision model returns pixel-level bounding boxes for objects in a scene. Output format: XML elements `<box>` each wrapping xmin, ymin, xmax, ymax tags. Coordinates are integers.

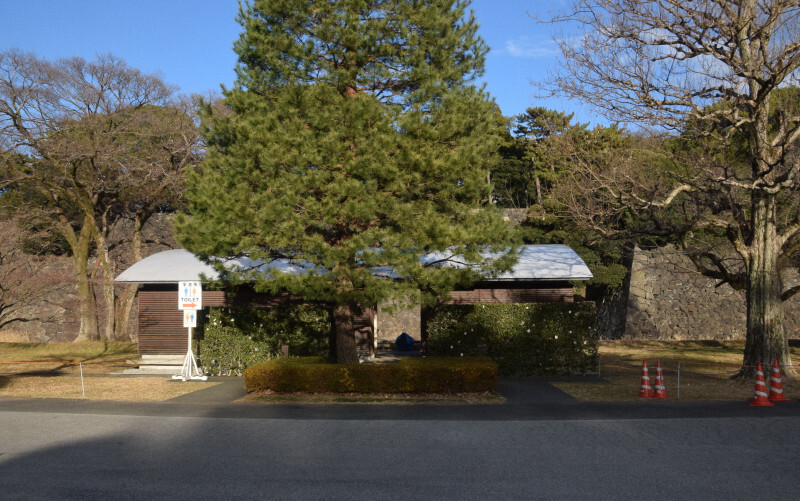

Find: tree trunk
<box><xmin>486</xmin><ymin>170</ymin><xmax>493</xmax><ymax>205</ymax></box>
<box><xmin>71</xmin><ymin>228</ymin><xmax>99</xmax><ymax>341</ymax></box>
<box><xmin>114</xmin><ymin>213</ymin><xmax>147</xmax><ymax>341</ymax></box>
<box><xmin>100</xmin><ymin>249</ymin><xmax>117</xmax><ymax>341</ymax></box>
<box><xmin>738</xmin><ymin>194</ymin><xmax>794</xmax><ymax>378</ymax></box>
<box><xmin>94</xmin><ymin>220</ymin><xmax>117</xmax><ymax>341</ymax></box>
<box><xmin>115</xmin><ymin>284</ymin><xmax>138</xmax><ymax>341</ymax></box>
<box><xmin>332</xmin><ymin>302</ymin><xmax>360</xmax><ymax>364</ymax></box>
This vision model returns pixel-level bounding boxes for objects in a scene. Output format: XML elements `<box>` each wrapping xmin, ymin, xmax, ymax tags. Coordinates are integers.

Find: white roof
<box><xmin>115</xmin><ymin>245</ymin><xmax>592</xmax><ymax>284</ymax></box>
<box><xmin>406</xmin><ymin>244</ymin><xmax>592</xmax><ymax>281</ymax></box>
<box><xmin>114</xmin><ymin>249</ymin><xmax>221</xmax><ymax>283</ymax></box>
<box><xmin>493</xmin><ymin>244</ymin><xmax>593</xmax><ymax>280</ymax></box>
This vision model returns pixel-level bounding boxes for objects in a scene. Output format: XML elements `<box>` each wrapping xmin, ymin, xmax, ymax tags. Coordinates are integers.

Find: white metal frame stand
<box><xmin>173</xmin><ymin>326</ymin><xmax>208</xmax><ymax>381</ymax></box>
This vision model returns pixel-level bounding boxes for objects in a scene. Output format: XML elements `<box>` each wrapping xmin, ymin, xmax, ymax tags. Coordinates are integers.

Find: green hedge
<box><xmin>426</xmin><ymin>302</ymin><xmax>597</xmax><ymax>376</ymax></box>
<box><xmin>197</xmin><ymin>305</ymin><xmax>330</xmax><ymax>376</ymax></box>
<box><xmin>244</xmin><ymin>356</ymin><xmax>498</xmax><ymax>393</ymax></box>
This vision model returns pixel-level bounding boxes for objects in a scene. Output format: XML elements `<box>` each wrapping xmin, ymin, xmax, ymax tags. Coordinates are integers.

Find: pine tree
<box><xmin>176</xmin><ymin>0</ymin><xmax>515</xmax><ymax>363</ymax></box>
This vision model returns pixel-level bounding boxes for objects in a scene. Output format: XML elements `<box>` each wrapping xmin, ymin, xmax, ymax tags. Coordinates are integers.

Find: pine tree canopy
<box><xmin>176</xmin><ymin>0</ymin><xmax>515</xmax><ymax>308</ymax></box>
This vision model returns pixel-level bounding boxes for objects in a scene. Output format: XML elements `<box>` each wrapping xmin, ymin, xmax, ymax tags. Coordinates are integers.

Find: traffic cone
<box><xmin>652</xmin><ymin>360</ymin><xmax>668</xmax><ymax>399</ymax></box>
<box><xmin>749</xmin><ymin>362</ymin><xmax>774</xmax><ymax>407</ymax></box>
<box><xmin>638</xmin><ymin>361</ymin><xmax>653</xmax><ymax>397</ymax></box>
<box><xmin>768</xmin><ymin>358</ymin><xmax>791</xmax><ymax>402</ymax></box>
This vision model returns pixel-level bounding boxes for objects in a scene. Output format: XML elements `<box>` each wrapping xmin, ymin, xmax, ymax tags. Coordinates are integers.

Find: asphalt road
<box><xmin>2</xmin><ymin>392</ymin><xmax>799</xmax><ymax>500</ymax></box>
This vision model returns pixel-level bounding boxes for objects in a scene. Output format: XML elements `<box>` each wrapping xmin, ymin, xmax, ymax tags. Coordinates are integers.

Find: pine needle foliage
<box><xmin>176</xmin><ymin>0</ymin><xmax>515</xmax><ymax>362</ymax></box>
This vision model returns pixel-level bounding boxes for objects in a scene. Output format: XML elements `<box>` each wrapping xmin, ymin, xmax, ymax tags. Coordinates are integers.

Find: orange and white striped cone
<box><xmin>652</xmin><ymin>360</ymin><xmax>668</xmax><ymax>399</ymax></box>
<box><xmin>639</xmin><ymin>361</ymin><xmax>653</xmax><ymax>397</ymax></box>
<box><xmin>750</xmin><ymin>362</ymin><xmax>774</xmax><ymax>407</ymax></box>
<box><xmin>768</xmin><ymin>358</ymin><xmax>791</xmax><ymax>402</ymax></box>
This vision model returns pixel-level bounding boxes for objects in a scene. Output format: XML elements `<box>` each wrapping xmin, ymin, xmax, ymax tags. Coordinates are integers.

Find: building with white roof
<box><xmin>116</xmin><ymin>245</ymin><xmax>592</xmax><ymax>358</ymax></box>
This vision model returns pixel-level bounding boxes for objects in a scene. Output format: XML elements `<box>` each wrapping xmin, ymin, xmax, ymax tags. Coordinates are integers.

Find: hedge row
<box><xmin>244</xmin><ymin>356</ymin><xmax>498</xmax><ymax>394</ymax></box>
<box><xmin>426</xmin><ymin>302</ymin><xmax>597</xmax><ymax>376</ymax></box>
<box><xmin>197</xmin><ymin>305</ymin><xmax>330</xmax><ymax>375</ymax></box>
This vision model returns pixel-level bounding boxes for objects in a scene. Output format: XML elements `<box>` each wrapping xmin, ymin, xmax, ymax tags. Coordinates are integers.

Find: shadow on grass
<box><xmin>2</xmin><ymin>341</ymin><xmax>137</xmax><ymax>376</ymax></box>
<box><xmin>0</xmin><ymin>369</ymin><xmax>73</xmax><ymax>391</ymax></box>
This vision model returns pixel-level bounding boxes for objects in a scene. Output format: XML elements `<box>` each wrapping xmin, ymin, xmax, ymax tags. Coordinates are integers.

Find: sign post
<box><xmin>173</xmin><ymin>281</ymin><xmax>207</xmax><ymax>381</ymax></box>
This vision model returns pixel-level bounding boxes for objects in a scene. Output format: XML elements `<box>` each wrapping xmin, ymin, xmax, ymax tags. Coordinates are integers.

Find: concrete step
<box><xmin>114</xmin><ymin>365</ymin><xmax>187</xmax><ymax>375</ymax></box>
<box><xmin>127</xmin><ymin>355</ymin><xmax>187</xmax><ymax>366</ymax></box>
<box><xmin>115</xmin><ymin>355</ymin><xmax>191</xmax><ymax>375</ymax></box>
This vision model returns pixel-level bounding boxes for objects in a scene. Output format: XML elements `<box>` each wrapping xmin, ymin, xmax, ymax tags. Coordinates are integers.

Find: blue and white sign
<box><xmin>178</xmin><ymin>281</ymin><xmax>202</xmax><ymax>310</ymax></box>
<box><xmin>183</xmin><ymin>310</ymin><xmax>197</xmax><ymax>328</ymax></box>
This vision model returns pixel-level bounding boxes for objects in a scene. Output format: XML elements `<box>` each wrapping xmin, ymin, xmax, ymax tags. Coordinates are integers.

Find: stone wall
<box><xmin>621</xmin><ymin>245</ymin><xmax>800</xmax><ymax>340</ymax></box>
<box><xmin>376</xmin><ymin>301</ymin><xmax>421</xmax><ymax>342</ymax></box>
<box><xmin>0</xmin><ymin>254</ymin><xmax>79</xmax><ymax>343</ymax></box>
<box><xmin>0</xmin><ymin>214</ymin><xmax>178</xmax><ymax>343</ymax></box>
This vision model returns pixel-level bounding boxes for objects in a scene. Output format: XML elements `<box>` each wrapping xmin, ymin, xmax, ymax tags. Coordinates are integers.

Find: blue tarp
<box><xmin>395</xmin><ymin>332</ymin><xmax>415</xmax><ymax>351</ymax></box>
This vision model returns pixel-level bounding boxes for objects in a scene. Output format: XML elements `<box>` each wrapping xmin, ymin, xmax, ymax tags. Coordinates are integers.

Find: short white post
<box><xmin>80</xmin><ymin>363</ymin><xmax>85</xmax><ymax>398</ymax></box>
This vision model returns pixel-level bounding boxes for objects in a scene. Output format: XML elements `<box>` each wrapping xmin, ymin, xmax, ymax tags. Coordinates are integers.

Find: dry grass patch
<box><xmin>0</xmin><ymin>341</ymin><xmax>138</xmax><ymax>375</ymax></box>
<box><xmin>0</xmin><ymin>374</ymin><xmax>218</xmax><ymax>401</ymax></box>
<box><xmin>242</xmin><ymin>390</ymin><xmax>504</xmax><ymax>405</ymax></box>
<box><xmin>598</xmin><ymin>340</ymin><xmax>749</xmax><ymax>366</ymax></box>
<box><xmin>552</xmin><ymin>340</ymin><xmax>800</xmax><ymax>402</ymax></box>
<box><xmin>0</xmin><ymin>341</ymin><xmax>220</xmax><ymax>401</ymax></box>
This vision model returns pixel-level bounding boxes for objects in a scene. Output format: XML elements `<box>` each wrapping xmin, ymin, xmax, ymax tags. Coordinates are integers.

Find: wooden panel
<box><xmin>353</xmin><ymin>307</ymin><xmax>375</xmax><ymax>357</ymax></box>
<box><xmin>219</xmin><ymin>290</ymin><xmax>308</xmax><ymax>308</ymax></box>
<box><xmin>138</xmin><ymin>290</ymin><xmax>186</xmax><ymax>355</ymax></box>
<box><xmin>137</xmin><ymin>287</ymin><xmax>320</xmax><ymax>355</ymax></box>
<box><xmin>443</xmin><ymin>287</ymin><xmax>574</xmax><ymax>304</ymax></box>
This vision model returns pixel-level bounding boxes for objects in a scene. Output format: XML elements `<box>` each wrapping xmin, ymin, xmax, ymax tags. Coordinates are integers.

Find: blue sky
<box><xmin>1</xmin><ymin>0</ymin><xmax>598</xmax><ymax>124</ymax></box>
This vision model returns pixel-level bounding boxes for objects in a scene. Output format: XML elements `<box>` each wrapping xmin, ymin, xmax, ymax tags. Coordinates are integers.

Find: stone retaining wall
<box><xmin>377</xmin><ymin>301</ymin><xmax>421</xmax><ymax>342</ymax></box>
<box><xmin>621</xmin><ymin>245</ymin><xmax>800</xmax><ymax>340</ymax></box>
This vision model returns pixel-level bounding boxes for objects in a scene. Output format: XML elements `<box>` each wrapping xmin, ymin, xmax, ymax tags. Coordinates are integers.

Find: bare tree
<box><xmin>0</xmin><ymin>49</ymin><xmax>200</xmax><ymax>341</ymax></box>
<box><xmin>542</xmin><ymin>0</ymin><xmax>800</xmax><ymax>376</ymax></box>
<box><xmin>0</xmin><ymin>218</ymin><xmax>71</xmax><ymax>335</ymax></box>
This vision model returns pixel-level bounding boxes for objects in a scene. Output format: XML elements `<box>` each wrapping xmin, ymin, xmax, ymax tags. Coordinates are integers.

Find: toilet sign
<box><xmin>183</xmin><ymin>310</ymin><xmax>197</xmax><ymax>328</ymax></box>
<box><xmin>178</xmin><ymin>281</ymin><xmax>202</xmax><ymax>310</ymax></box>
<box><xmin>174</xmin><ymin>280</ymin><xmax>207</xmax><ymax>381</ymax></box>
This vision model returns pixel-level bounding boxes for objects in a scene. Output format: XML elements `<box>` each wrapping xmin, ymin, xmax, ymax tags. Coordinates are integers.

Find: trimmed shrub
<box><xmin>244</xmin><ymin>356</ymin><xmax>498</xmax><ymax>394</ymax></box>
<box><xmin>197</xmin><ymin>305</ymin><xmax>330</xmax><ymax>375</ymax></box>
<box><xmin>426</xmin><ymin>303</ymin><xmax>597</xmax><ymax>376</ymax></box>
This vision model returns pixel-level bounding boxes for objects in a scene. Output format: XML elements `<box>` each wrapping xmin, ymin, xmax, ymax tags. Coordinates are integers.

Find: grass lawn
<box><xmin>0</xmin><ymin>375</ymin><xmax>219</xmax><ymax>401</ymax></box>
<box><xmin>3</xmin><ymin>340</ymin><xmax>800</xmax><ymax>403</ymax></box>
<box><xmin>552</xmin><ymin>340</ymin><xmax>800</xmax><ymax>402</ymax></box>
<box><xmin>0</xmin><ymin>340</ymin><xmax>138</xmax><ymax>374</ymax></box>
<box><xmin>0</xmin><ymin>341</ymin><xmax>217</xmax><ymax>401</ymax></box>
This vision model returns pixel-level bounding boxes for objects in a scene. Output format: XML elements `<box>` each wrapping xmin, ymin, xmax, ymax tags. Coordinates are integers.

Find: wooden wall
<box><xmin>354</xmin><ymin>307</ymin><xmax>375</xmax><ymax>357</ymax></box>
<box><xmin>137</xmin><ymin>285</ymin><xmax>373</xmax><ymax>356</ymax></box>
<box><xmin>138</xmin><ymin>290</ymin><xmax>191</xmax><ymax>355</ymax></box>
<box><xmin>444</xmin><ymin>287</ymin><xmax>574</xmax><ymax>304</ymax></box>
<box><xmin>137</xmin><ymin>281</ymin><xmax>574</xmax><ymax>356</ymax></box>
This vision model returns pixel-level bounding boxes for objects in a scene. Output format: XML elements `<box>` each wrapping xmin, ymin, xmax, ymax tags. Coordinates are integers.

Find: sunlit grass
<box><xmin>0</xmin><ymin>374</ymin><xmax>218</xmax><ymax>401</ymax></box>
<box><xmin>552</xmin><ymin>340</ymin><xmax>800</xmax><ymax>402</ymax></box>
<box><xmin>0</xmin><ymin>341</ymin><xmax>138</xmax><ymax>375</ymax></box>
<box><xmin>0</xmin><ymin>341</ymin><xmax>219</xmax><ymax>401</ymax></box>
